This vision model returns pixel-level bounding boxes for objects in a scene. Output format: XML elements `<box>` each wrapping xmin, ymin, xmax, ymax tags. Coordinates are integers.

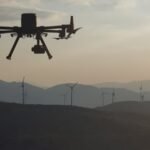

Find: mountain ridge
<box><xmin>0</xmin><ymin>80</ymin><xmax>150</xmax><ymax>107</ymax></box>
<box><xmin>94</xmin><ymin>80</ymin><xmax>150</xmax><ymax>92</ymax></box>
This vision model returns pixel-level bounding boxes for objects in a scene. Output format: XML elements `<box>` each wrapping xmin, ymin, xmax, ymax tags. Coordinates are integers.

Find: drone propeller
<box><xmin>66</xmin><ymin>16</ymin><xmax>82</xmax><ymax>38</ymax></box>
<box><xmin>74</xmin><ymin>27</ymin><xmax>82</xmax><ymax>33</ymax></box>
<box><xmin>66</xmin><ymin>27</ymin><xmax>82</xmax><ymax>39</ymax></box>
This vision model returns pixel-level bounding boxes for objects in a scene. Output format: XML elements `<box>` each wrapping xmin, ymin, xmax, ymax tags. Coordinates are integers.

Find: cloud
<box><xmin>44</xmin><ymin>0</ymin><xmax>117</xmax><ymax>7</ymax></box>
<box><xmin>34</xmin><ymin>0</ymin><xmax>96</xmax><ymax>6</ymax></box>
<box><xmin>0</xmin><ymin>0</ymin><xmax>39</xmax><ymax>5</ymax></box>
<box><xmin>93</xmin><ymin>0</ymin><xmax>118</xmax><ymax>10</ymax></box>
<box><xmin>0</xmin><ymin>5</ymin><xmax>66</xmax><ymax>24</ymax></box>
<box><xmin>63</xmin><ymin>0</ymin><xmax>96</xmax><ymax>6</ymax></box>
<box><xmin>0</xmin><ymin>6</ymin><xmax>47</xmax><ymax>21</ymax></box>
<box><xmin>1</xmin><ymin>0</ymin><xmax>16</xmax><ymax>3</ymax></box>
<box><xmin>91</xmin><ymin>0</ymin><xmax>150</xmax><ymax>28</ymax></box>
<box><xmin>1</xmin><ymin>0</ymin><xmax>96</xmax><ymax>7</ymax></box>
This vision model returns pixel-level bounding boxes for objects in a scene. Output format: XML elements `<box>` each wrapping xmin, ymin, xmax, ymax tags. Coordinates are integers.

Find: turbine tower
<box><xmin>112</xmin><ymin>88</ymin><xmax>115</xmax><ymax>104</ymax></box>
<box><xmin>22</xmin><ymin>77</ymin><xmax>25</xmax><ymax>105</ymax></box>
<box><xmin>66</xmin><ymin>83</ymin><xmax>78</xmax><ymax>106</ymax></box>
<box><xmin>101</xmin><ymin>89</ymin><xmax>105</xmax><ymax>106</ymax></box>
<box><xmin>139</xmin><ymin>82</ymin><xmax>144</xmax><ymax>102</ymax></box>
<box><xmin>60</xmin><ymin>92</ymin><xmax>67</xmax><ymax>105</ymax></box>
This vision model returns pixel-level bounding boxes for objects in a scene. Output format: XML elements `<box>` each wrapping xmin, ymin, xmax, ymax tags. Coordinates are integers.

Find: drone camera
<box><xmin>32</xmin><ymin>45</ymin><xmax>45</xmax><ymax>54</ymax></box>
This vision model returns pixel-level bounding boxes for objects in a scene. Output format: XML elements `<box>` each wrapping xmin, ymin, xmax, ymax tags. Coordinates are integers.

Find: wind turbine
<box><xmin>66</xmin><ymin>83</ymin><xmax>78</xmax><ymax>106</ymax></box>
<box><xmin>101</xmin><ymin>89</ymin><xmax>105</xmax><ymax>106</ymax></box>
<box><xmin>100</xmin><ymin>88</ymin><xmax>113</xmax><ymax>106</ymax></box>
<box><xmin>112</xmin><ymin>88</ymin><xmax>115</xmax><ymax>104</ymax></box>
<box><xmin>139</xmin><ymin>82</ymin><xmax>144</xmax><ymax>102</ymax></box>
<box><xmin>21</xmin><ymin>77</ymin><xmax>25</xmax><ymax>105</ymax></box>
<box><xmin>60</xmin><ymin>92</ymin><xmax>68</xmax><ymax>105</ymax></box>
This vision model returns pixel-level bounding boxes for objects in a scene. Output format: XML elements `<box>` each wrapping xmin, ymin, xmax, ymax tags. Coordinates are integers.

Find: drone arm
<box><xmin>0</xmin><ymin>30</ymin><xmax>15</xmax><ymax>34</ymax></box>
<box><xmin>6</xmin><ymin>35</ymin><xmax>20</xmax><ymax>60</ymax></box>
<box><xmin>43</xmin><ymin>29</ymin><xmax>62</xmax><ymax>33</ymax></box>
<box><xmin>39</xmin><ymin>35</ymin><xmax>52</xmax><ymax>59</ymax></box>
<box><xmin>0</xmin><ymin>26</ymin><xmax>14</xmax><ymax>30</ymax></box>
<box><xmin>41</xmin><ymin>25</ymin><xmax>69</xmax><ymax>30</ymax></box>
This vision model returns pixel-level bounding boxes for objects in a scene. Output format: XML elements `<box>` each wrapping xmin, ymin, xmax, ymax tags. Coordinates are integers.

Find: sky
<box><xmin>1</xmin><ymin>0</ymin><xmax>150</xmax><ymax>87</ymax></box>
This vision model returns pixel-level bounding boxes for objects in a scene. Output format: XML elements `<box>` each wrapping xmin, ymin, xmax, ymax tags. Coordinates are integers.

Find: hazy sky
<box><xmin>1</xmin><ymin>0</ymin><xmax>150</xmax><ymax>87</ymax></box>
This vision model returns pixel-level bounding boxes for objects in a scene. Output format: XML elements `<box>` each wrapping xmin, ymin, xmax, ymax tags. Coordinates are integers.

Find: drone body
<box><xmin>22</xmin><ymin>13</ymin><xmax>37</xmax><ymax>34</ymax></box>
<box><xmin>0</xmin><ymin>13</ymin><xmax>81</xmax><ymax>60</ymax></box>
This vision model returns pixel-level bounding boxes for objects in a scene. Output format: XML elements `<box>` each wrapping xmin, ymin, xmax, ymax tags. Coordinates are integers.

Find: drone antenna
<box><xmin>66</xmin><ymin>83</ymin><xmax>78</xmax><ymax>106</ymax></box>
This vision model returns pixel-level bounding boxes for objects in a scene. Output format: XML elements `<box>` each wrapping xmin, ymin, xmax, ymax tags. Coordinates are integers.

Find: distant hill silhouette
<box><xmin>0</xmin><ymin>80</ymin><xmax>150</xmax><ymax>107</ymax></box>
<box><xmin>94</xmin><ymin>80</ymin><xmax>150</xmax><ymax>92</ymax></box>
<box><xmin>1</xmin><ymin>102</ymin><xmax>150</xmax><ymax>150</ymax></box>
<box><xmin>0</xmin><ymin>80</ymin><xmax>45</xmax><ymax>104</ymax></box>
<box><xmin>0</xmin><ymin>81</ymin><xmax>100</xmax><ymax>107</ymax></box>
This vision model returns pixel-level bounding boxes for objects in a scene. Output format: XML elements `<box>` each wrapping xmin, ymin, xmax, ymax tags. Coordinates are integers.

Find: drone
<box><xmin>0</xmin><ymin>13</ymin><xmax>81</xmax><ymax>60</ymax></box>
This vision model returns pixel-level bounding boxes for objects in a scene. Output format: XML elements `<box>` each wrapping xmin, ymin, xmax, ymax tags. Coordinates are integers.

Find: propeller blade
<box><xmin>74</xmin><ymin>27</ymin><xmax>82</xmax><ymax>33</ymax></box>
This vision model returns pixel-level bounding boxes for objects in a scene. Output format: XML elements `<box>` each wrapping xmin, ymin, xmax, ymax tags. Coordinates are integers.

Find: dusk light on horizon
<box><xmin>1</xmin><ymin>0</ymin><xmax>150</xmax><ymax>87</ymax></box>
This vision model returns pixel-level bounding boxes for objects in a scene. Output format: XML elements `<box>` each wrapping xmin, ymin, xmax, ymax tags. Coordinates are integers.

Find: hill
<box><xmin>97</xmin><ymin>87</ymin><xmax>138</xmax><ymax>105</ymax></box>
<box><xmin>0</xmin><ymin>81</ymin><xmax>100</xmax><ymax>107</ymax></box>
<box><xmin>1</xmin><ymin>102</ymin><xmax>150</xmax><ymax>150</ymax></box>
<box><xmin>0</xmin><ymin>80</ymin><xmax>45</xmax><ymax>104</ymax></box>
<box><xmin>94</xmin><ymin>80</ymin><xmax>150</xmax><ymax>92</ymax></box>
<box><xmin>0</xmin><ymin>80</ymin><xmax>142</xmax><ymax>107</ymax></box>
<box><xmin>97</xmin><ymin>101</ymin><xmax>150</xmax><ymax>115</ymax></box>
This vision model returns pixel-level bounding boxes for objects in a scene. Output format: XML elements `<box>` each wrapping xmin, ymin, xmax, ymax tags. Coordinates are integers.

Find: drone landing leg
<box><xmin>6</xmin><ymin>35</ymin><xmax>20</xmax><ymax>60</ymax></box>
<box><xmin>39</xmin><ymin>35</ymin><xmax>52</xmax><ymax>59</ymax></box>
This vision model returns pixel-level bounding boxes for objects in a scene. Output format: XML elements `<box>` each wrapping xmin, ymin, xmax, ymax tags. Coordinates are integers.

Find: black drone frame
<box><xmin>0</xmin><ymin>13</ymin><xmax>81</xmax><ymax>60</ymax></box>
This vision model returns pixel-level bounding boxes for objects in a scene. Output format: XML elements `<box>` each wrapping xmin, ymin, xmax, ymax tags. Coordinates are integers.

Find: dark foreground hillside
<box><xmin>97</xmin><ymin>101</ymin><xmax>150</xmax><ymax>115</ymax></box>
<box><xmin>1</xmin><ymin>102</ymin><xmax>150</xmax><ymax>150</ymax></box>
